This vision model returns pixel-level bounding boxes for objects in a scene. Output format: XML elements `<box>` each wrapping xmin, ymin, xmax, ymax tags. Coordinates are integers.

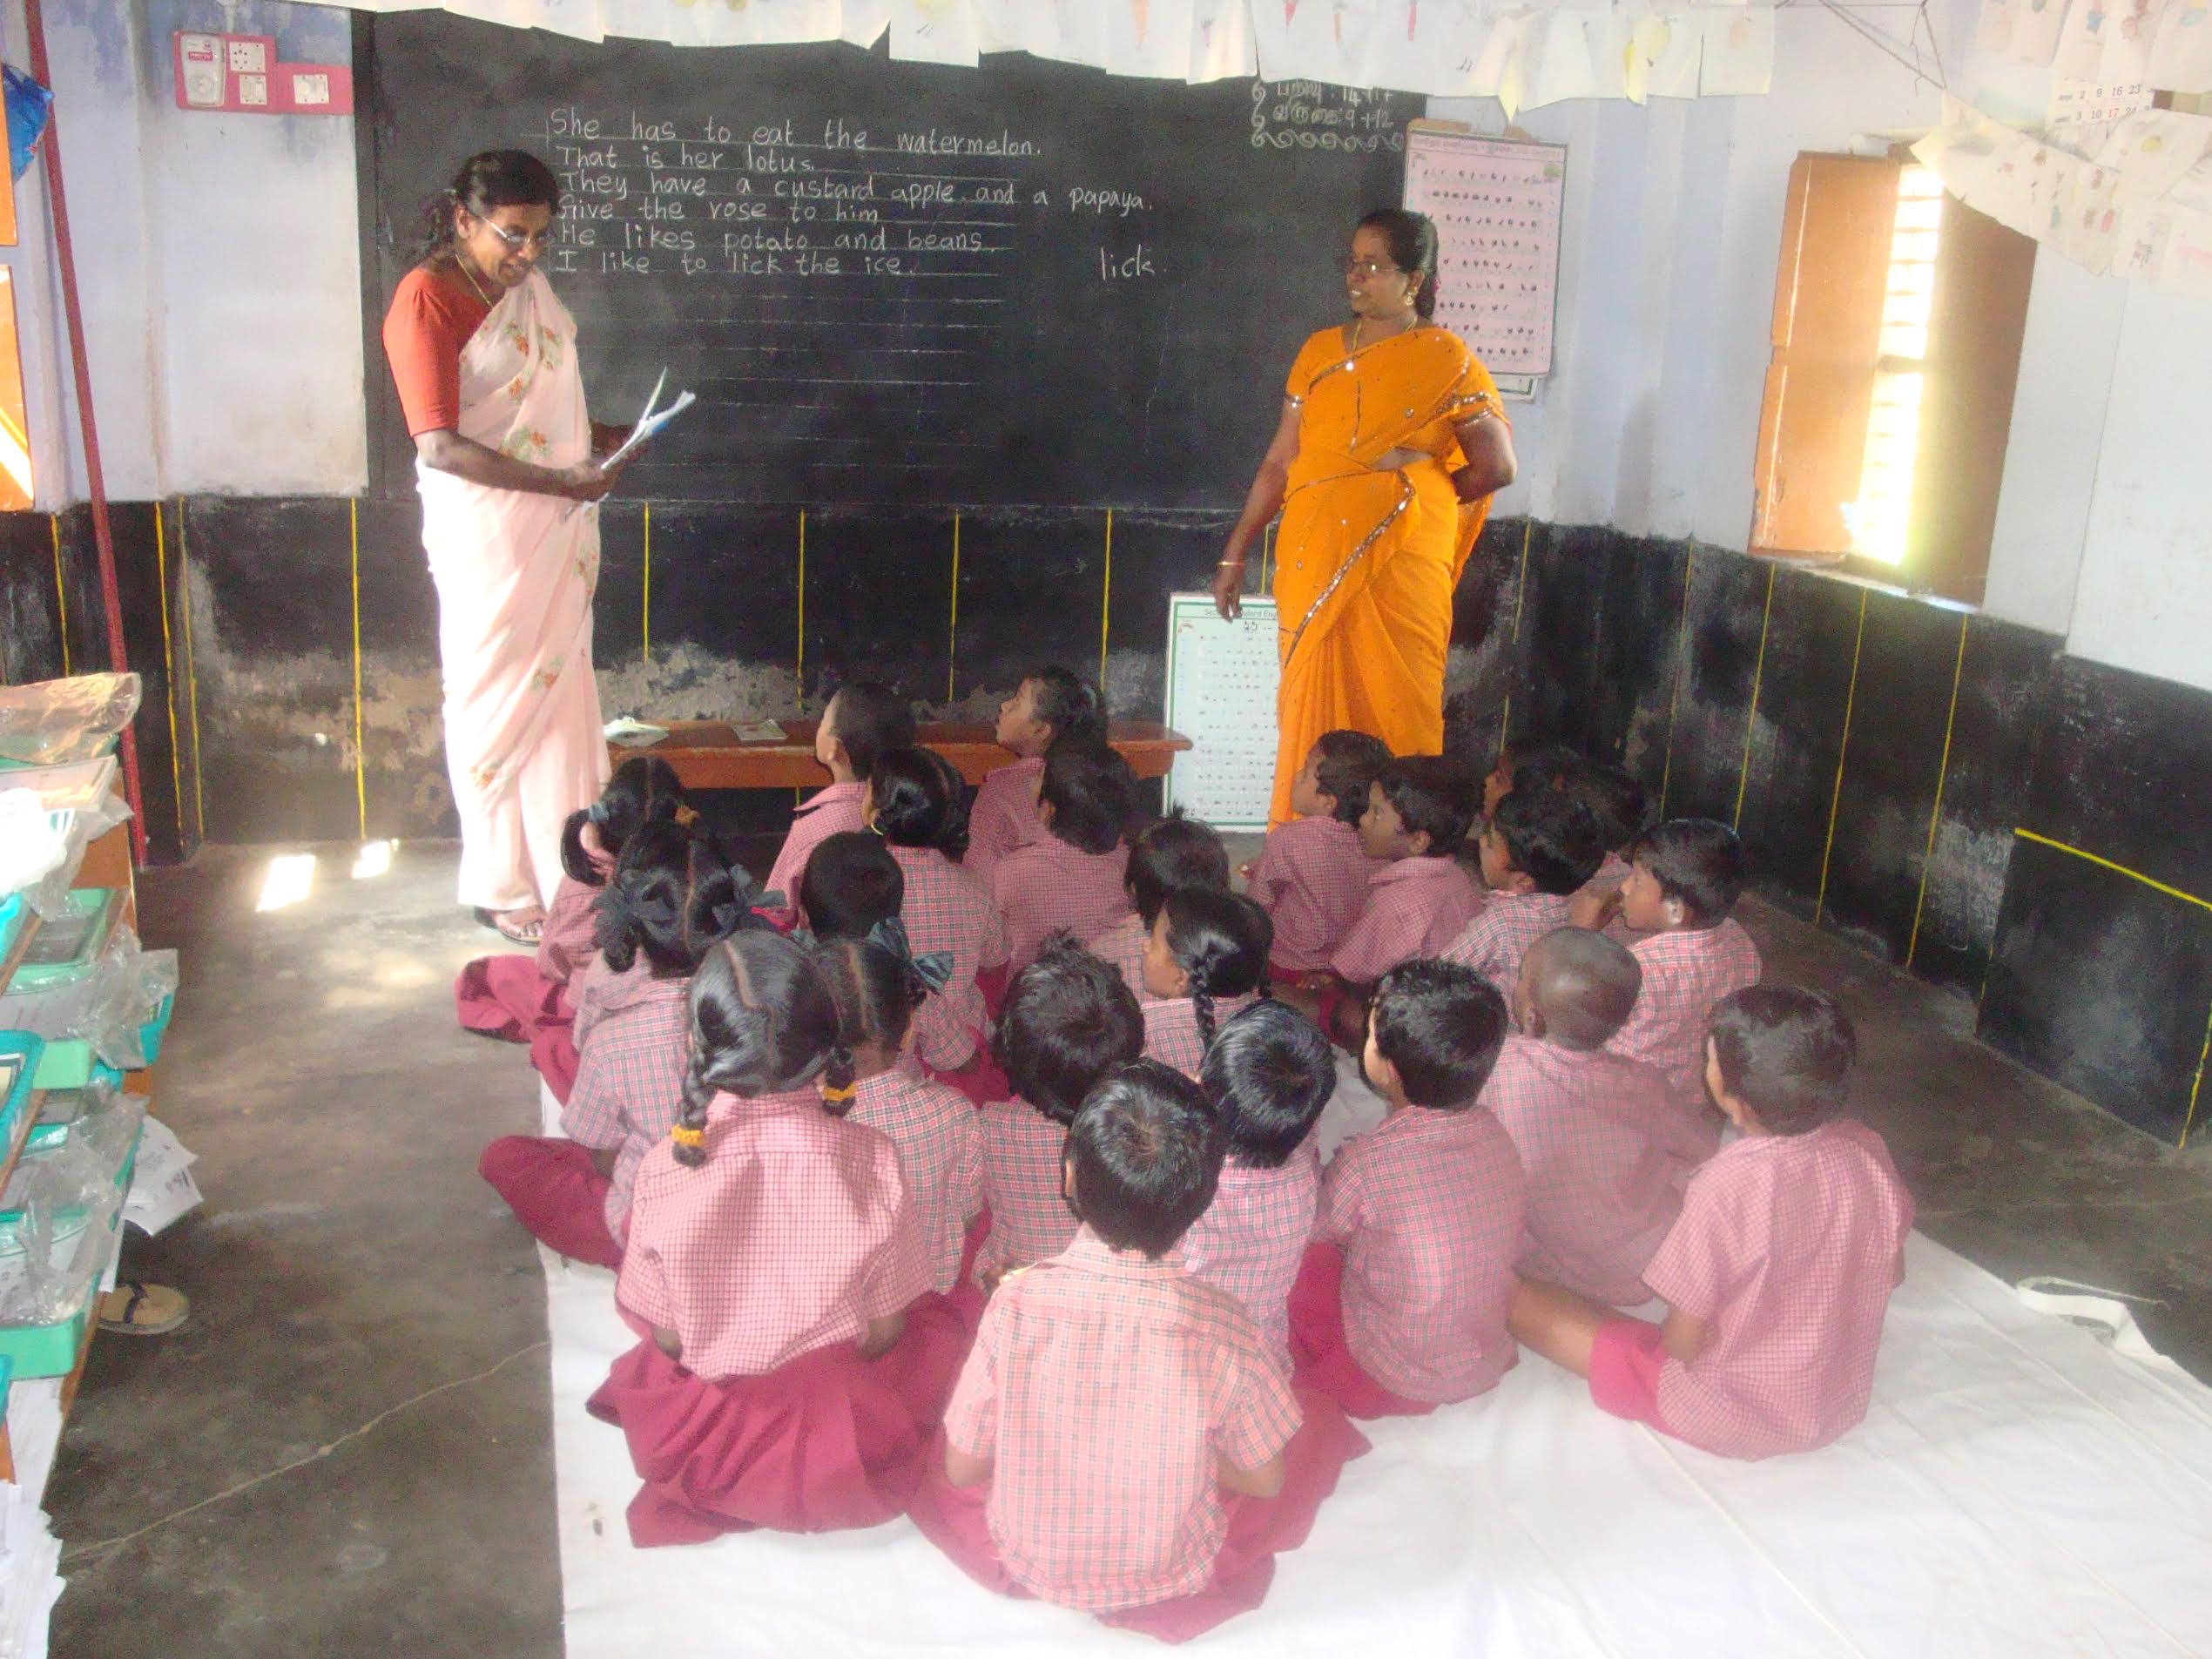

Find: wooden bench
<box><xmin>617</xmin><ymin>719</ymin><xmax>1192</xmax><ymax>792</ymax></box>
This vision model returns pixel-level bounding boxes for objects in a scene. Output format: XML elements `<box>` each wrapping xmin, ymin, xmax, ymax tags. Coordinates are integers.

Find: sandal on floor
<box><xmin>98</xmin><ymin>1282</ymin><xmax>190</xmax><ymax>1337</ymax></box>
<box><xmin>473</xmin><ymin>907</ymin><xmax>545</xmax><ymax>946</ymax></box>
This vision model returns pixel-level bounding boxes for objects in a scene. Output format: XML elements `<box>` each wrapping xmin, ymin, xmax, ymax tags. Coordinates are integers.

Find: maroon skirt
<box><xmin>586</xmin><ymin>1292</ymin><xmax>972</xmax><ymax>1547</ymax></box>
<box><xmin>455</xmin><ymin>954</ymin><xmax>570</xmax><ymax>1046</ymax></box>
<box><xmin>908</xmin><ymin>1391</ymin><xmax>1370</xmax><ymax>1642</ymax></box>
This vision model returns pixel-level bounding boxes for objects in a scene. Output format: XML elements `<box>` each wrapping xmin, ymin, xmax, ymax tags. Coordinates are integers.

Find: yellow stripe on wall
<box><xmin>153</xmin><ymin>502</ymin><xmax>185</xmax><ymax>844</ymax></box>
<box><xmin>1904</xmin><ymin>614</ymin><xmax>1972</xmax><ymax>969</ymax></box>
<box><xmin>1656</xmin><ymin>547</ymin><xmax>1696</xmax><ymax>817</ymax></box>
<box><xmin>1731</xmin><ymin>562</ymin><xmax>1777</xmax><ymax>830</ymax></box>
<box><xmin>1811</xmin><ymin>588</ymin><xmax>1870</xmax><ymax>926</ymax></box>
<box><xmin>350</xmin><ymin>498</ymin><xmax>368</xmax><ymax>840</ymax></box>
<box><xmin>947</xmin><ymin>512</ymin><xmax>961</xmax><ymax>706</ymax></box>
<box><xmin>1497</xmin><ymin>518</ymin><xmax>1534</xmax><ymax>758</ymax></box>
<box><xmin>1098</xmin><ymin>508</ymin><xmax>1113</xmax><ymax>688</ymax></box>
<box><xmin>49</xmin><ymin>513</ymin><xmax>69</xmax><ymax>676</ymax></box>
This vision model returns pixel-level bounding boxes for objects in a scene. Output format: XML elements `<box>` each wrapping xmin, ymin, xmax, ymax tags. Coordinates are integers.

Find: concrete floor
<box><xmin>40</xmin><ymin>837</ymin><xmax>2212</xmax><ymax>1656</ymax></box>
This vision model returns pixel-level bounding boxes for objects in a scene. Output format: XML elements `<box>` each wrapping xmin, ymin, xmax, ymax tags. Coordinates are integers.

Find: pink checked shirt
<box><xmin>1329</xmin><ymin>857</ymin><xmax>1485</xmax><ymax>985</ymax></box>
<box><xmin>964</xmin><ymin>756</ymin><xmax>1045</xmax><ymax>886</ymax></box>
<box><xmin>1248</xmin><ymin>815</ymin><xmax>1383</xmax><ymax>972</ymax></box>
<box><xmin>977</xmin><ymin>1099</ymin><xmax>1077</xmax><ymax>1278</ymax></box>
<box><xmin>536</xmin><ymin>873</ymin><xmax>603</xmax><ymax>987</ymax></box>
<box><xmin>1178</xmin><ymin>1139</ymin><xmax>1321</xmax><ymax>1368</ymax></box>
<box><xmin>1438</xmin><ymin>889</ymin><xmax>1576</xmax><ymax>1010</ymax></box>
<box><xmin>617</xmin><ymin>1087</ymin><xmax>932</xmax><ymax>1383</ymax></box>
<box><xmin>765</xmin><ymin>780</ymin><xmax>867</xmax><ymax>906</ymax></box>
<box><xmin>1318</xmin><ymin>1104</ymin><xmax>1525</xmax><ymax>1402</ymax></box>
<box><xmin>993</xmin><ymin>835</ymin><xmax>1132</xmax><ymax>977</ymax></box>
<box><xmin>1482</xmin><ymin>1035</ymin><xmax>1710</xmax><ymax>1307</ymax></box>
<box><xmin>1140</xmin><ymin>991</ymin><xmax>1261</xmax><ymax>1078</ymax></box>
<box><xmin>850</xmin><ymin>1063</ymin><xmax>983</xmax><ymax>1294</ymax></box>
<box><xmin>887</xmin><ymin>843</ymin><xmax>1011</xmax><ymax>1072</ymax></box>
<box><xmin>942</xmin><ymin>1227</ymin><xmax>1302</xmax><ymax>1613</ymax></box>
<box><xmin>1643</xmin><ymin>1118</ymin><xmax>1913</xmax><ymax>1459</ymax></box>
<box><xmin>570</xmin><ymin>953</ymin><xmax>647</xmax><ymax>1049</ymax></box>
<box><xmin>1085</xmin><ymin>912</ymin><xmax>1148</xmax><ymax>997</ymax></box>
<box><xmin>1613</xmin><ymin>919</ymin><xmax>1763</xmax><ymax>1104</ymax></box>
<box><xmin>561</xmin><ymin>971</ymin><xmax>691</xmax><ymax>1239</ymax></box>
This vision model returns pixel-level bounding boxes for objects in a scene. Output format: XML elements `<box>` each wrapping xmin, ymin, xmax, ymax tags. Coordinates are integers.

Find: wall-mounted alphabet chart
<box><xmin>1163</xmin><ymin>592</ymin><xmax>1281</xmax><ymax>834</ymax></box>
<box><xmin>1402</xmin><ymin>126</ymin><xmax>1567</xmax><ymax>398</ymax></box>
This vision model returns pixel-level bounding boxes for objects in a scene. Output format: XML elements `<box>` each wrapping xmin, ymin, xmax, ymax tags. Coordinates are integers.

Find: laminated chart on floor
<box><xmin>1162</xmin><ymin>592</ymin><xmax>1280</xmax><ymax>834</ymax></box>
<box><xmin>1402</xmin><ymin>127</ymin><xmax>1567</xmax><ymax>398</ymax></box>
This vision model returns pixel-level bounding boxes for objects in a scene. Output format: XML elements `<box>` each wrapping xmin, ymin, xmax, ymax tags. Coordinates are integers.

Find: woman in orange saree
<box><xmin>1215</xmin><ymin>211</ymin><xmax>1518</xmax><ymax>828</ymax></box>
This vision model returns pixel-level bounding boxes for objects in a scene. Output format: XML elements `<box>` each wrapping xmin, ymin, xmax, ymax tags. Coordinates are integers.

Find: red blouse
<box><xmin>381</xmin><ymin>266</ymin><xmax>492</xmax><ymax>436</ymax></box>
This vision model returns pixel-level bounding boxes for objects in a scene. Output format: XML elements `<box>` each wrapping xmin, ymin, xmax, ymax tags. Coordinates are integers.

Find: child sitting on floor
<box><xmin>456</xmin><ymin>755</ymin><xmax>687</xmax><ymax>1057</ymax></box>
<box><xmin>799</xmin><ymin>830</ymin><xmax>907</xmax><ymax>941</ymax></box>
<box><xmin>1480</xmin><ymin>738</ymin><xmax>1580</xmax><ymax>819</ymax></box>
<box><xmin>1288</xmin><ymin>755</ymin><xmax>1484</xmax><ymax>1048</ymax></box>
<box><xmin>966</xmin><ymin>665</ymin><xmax>1109</xmax><ymax>883</ymax></box>
<box><xmin>1487</xmin><ymin>928</ymin><xmax>1711</xmax><ymax>1306</ymax></box>
<box><xmin>867</xmin><ymin>746</ymin><xmax>1011</xmax><ymax>1087</ymax></box>
<box><xmin>912</xmin><ymin>1060</ymin><xmax>1369</xmax><ymax>1643</ymax></box>
<box><xmin>1509</xmin><ymin>986</ymin><xmax>1913</xmax><ymax>1460</ymax></box>
<box><xmin>993</xmin><ymin>739</ymin><xmax>1138</xmax><ymax>975</ymax></box>
<box><xmin>817</xmin><ymin>935</ymin><xmax>981</xmax><ymax>1297</ymax></box>
<box><xmin>479</xmin><ymin>818</ymin><xmax>755</xmax><ymax>1269</ymax></box>
<box><xmin>1087</xmin><ymin>811</ymin><xmax>1231</xmax><ymax>997</ymax></box>
<box><xmin>765</xmin><ymin>679</ymin><xmax>915</xmax><ymax>904</ymax></box>
<box><xmin>1139</xmin><ymin>887</ymin><xmax>1273</xmax><ymax>1077</ymax></box>
<box><xmin>974</xmin><ymin>938</ymin><xmax>1144</xmax><ymax>1285</ymax></box>
<box><xmin>1441</xmin><ymin>782</ymin><xmax>1608</xmax><ymax>1009</ymax></box>
<box><xmin>1243</xmin><ymin>730</ymin><xmax>1392</xmax><ymax>981</ymax></box>
<box><xmin>1575</xmin><ymin>818</ymin><xmax>1763</xmax><ymax>1108</ymax></box>
<box><xmin>1182</xmin><ymin>1001</ymin><xmax>1337</xmax><ymax>1371</ymax></box>
<box><xmin>1567</xmin><ymin>759</ymin><xmax>1651</xmax><ymax>907</ymax></box>
<box><xmin>587</xmin><ymin>931</ymin><xmax>969</xmax><ymax>1544</ymax></box>
<box><xmin>1291</xmin><ymin>959</ymin><xmax>1524</xmax><ymax>1417</ymax></box>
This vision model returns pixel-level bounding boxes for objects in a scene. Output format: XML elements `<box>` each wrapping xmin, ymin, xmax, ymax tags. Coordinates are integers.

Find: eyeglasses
<box><xmin>1344</xmin><ymin>256</ymin><xmax>1404</xmax><ymax>279</ymax></box>
<box><xmin>470</xmin><ymin>213</ymin><xmax>556</xmax><ymax>253</ymax></box>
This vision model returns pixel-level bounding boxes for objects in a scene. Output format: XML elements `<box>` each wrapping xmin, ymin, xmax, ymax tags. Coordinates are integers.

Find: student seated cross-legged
<box><xmin>587</xmin><ymin>931</ymin><xmax>969</xmax><ymax>1544</ymax></box>
<box><xmin>966</xmin><ymin>665</ymin><xmax>1109</xmax><ymax>885</ymax></box>
<box><xmin>764</xmin><ymin>679</ymin><xmax>915</xmax><ymax>908</ymax></box>
<box><xmin>1242</xmin><ymin>730</ymin><xmax>1391</xmax><ymax>984</ymax></box>
<box><xmin>1510</xmin><ymin>986</ymin><xmax>1913</xmax><ymax>1460</ymax></box>
<box><xmin>479</xmin><ymin>818</ymin><xmax>754</xmax><ymax>1268</ymax></box>
<box><xmin>1290</xmin><ymin>960</ymin><xmax>1526</xmax><ymax>1418</ymax></box>
<box><xmin>1575</xmin><ymin>818</ymin><xmax>1763</xmax><ymax>1112</ymax></box>
<box><xmin>974</xmin><ymin>939</ymin><xmax>1146</xmax><ymax>1285</ymax></box>
<box><xmin>1087</xmin><ymin>811</ymin><xmax>1232</xmax><ymax>998</ymax></box>
<box><xmin>1440</xmin><ymin>780</ymin><xmax>1609</xmax><ymax>1014</ymax></box>
<box><xmin>1137</xmin><ymin>888</ymin><xmax>1273</xmax><ymax>1078</ymax></box>
<box><xmin>457</xmin><ymin>756</ymin><xmax>687</xmax><ymax>1081</ymax></box>
<box><xmin>992</xmin><ymin>739</ymin><xmax>1139</xmax><ymax>977</ymax></box>
<box><xmin>911</xmin><ymin>1060</ymin><xmax>1369</xmax><ymax>1643</ymax></box>
<box><xmin>1487</xmin><ymin>928</ymin><xmax>1711</xmax><ymax>1306</ymax></box>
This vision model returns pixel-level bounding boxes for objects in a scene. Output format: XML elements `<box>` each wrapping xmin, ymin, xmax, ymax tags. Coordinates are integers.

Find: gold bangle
<box><xmin>1217</xmin><ymin>559</ymin><xmax>1246</xmax><ymax>568</ymax></box>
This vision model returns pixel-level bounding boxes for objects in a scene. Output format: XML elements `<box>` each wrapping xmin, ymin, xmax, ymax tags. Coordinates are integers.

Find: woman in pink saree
<box><xmin>382</xmin><ymin>152</ymin><xmax>623</xmax><ymax>942</ymax></box>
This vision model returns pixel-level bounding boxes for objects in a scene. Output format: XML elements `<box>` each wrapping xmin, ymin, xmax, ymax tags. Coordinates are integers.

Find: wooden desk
<box><xmin>619</xmin><ymin>720</ymin><xmax>1192</xmax><ymax>792</ymax></box>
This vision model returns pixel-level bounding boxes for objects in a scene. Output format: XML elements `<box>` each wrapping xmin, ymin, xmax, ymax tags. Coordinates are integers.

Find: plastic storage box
<box><xmin>0</xmin><ymin>1032</ymin><xmax>40</xmax><ymax>1156</ymax></box>
<box><xmin>0</xmin><ymin>1116</ymin><xmax>144</xmax><ymax>1377</ymax></box>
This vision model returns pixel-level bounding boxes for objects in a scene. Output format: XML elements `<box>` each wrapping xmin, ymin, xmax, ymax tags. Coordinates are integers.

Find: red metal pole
<box><xmin>24</xmin><ymin>0</ymin><xmax>149</xmax><ymax>866</ymax></box>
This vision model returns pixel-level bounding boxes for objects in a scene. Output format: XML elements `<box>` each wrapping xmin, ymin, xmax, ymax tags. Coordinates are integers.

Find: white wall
<box><xmin>0</xmin><ymin>0</ymin><xmax>365</xmax><ymax>508</ymax></box>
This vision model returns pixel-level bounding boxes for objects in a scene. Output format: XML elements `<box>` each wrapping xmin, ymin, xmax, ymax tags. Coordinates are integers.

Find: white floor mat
<box><xmin>536</xmin><ymin>1083</ymin><xmax>2212</xmax><ymax>1656</ymax></box>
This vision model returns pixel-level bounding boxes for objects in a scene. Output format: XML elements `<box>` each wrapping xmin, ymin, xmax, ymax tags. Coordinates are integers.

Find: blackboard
<box><xmin>361</xmin><ymin>16</ymin><xmax>1415</xmax><ymax>510</ymax></box>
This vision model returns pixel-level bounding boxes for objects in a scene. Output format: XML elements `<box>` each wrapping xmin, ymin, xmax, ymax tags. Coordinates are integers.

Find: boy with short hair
<box><xmin>1576</xmin><ymin>818</ymin><xmax>1762</xmax><ymax>1106</ymax></box>
<box><xmin>1510</xmin><ymin>986</ymin><xmax>1913</xmax><ymax>1460</ymax></box>
<box><xmin>974</xmin><ymin>940</ymin><xmax>1145</xmax><ymax>1283</ymax></box>
<box><xmin>1244</xmin><ymin>730</ymin><xmax>1392</xmax><ymax>980</ymax></box>
<box><xmin>1487</xmin><ymin>928</ymin><xmax>1711</xmax><ymax>1306</ymax></box>
<box><xmin>1568</xmin><ymin>759</ymin><xmax>1651</xmax><ymax>905</ymax></box>
<box><xmin>1480</xmin><ymin>738</ymin><xmax>1581</xmax><ymax>819</ymax></box>
<box><xmin>1288</xmin><ymin>755</ymin><xmax>1484</xmax><ymax>1047</ymax></box>
<box><xmin>1182</xmin><ymin>1001</ymin><xmax>1338</xmax><ymax>1368</ymax></box>
<box><xmin>966</xmin><ymin>665</ymin><xmax>1109</xmax><ymax>883</ymax></box>
<box><xmin>915</xmin><ymin>1060</ymin><xmax>1368</xmax><ymax>1639</ymax></box>
<box><xmin>1290</xmin><ymin>960</ymin><xmax>1525</xmax><ymax>1416</ymax></box>
<box><xmin>1086</xmin><ymin>810</ymin><xmax>1231</xmax><ymax>996</ymax></box>
<box><xmin>993</xmin><ymin>740</ymin><xmax>1138</xmax><ymax>976</ymax></box>
<box><xmin>765</xmin><ymin>680</ymin><xmax>916</xmax><ymax>903</ymax></box>
<box><xmin>1441</xmin><ymin>783</ymin><xmax>1608</xmax><ymax>1008</ymax></box>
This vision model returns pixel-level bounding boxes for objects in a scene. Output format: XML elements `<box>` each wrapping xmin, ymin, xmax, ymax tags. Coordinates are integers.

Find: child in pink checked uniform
<box><xmin>1510</xmin><ymin>985</ymin><xmax>1913</xmax><ymax>1460</ymax></box>
<box><xmin>764</xmin><ymin>680</ymin><xmax>915</xmax><ymax>907</ymax></box>
<box><xmin>965</xmin><ymin>664</ymin><xmax>1109</xmax><ymax>885</ymax></box>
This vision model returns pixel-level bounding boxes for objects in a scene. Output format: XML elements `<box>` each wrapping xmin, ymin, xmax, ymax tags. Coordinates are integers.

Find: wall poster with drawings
<box><xmin>1163</xmin><ymin>592</ymin><xmax>1282</xmax><ymax>834</ymax></box>
<box><xmin>1401</xmin><ymin>126</ymin><xmax>1568</xmax><ymax>400</ymax></box>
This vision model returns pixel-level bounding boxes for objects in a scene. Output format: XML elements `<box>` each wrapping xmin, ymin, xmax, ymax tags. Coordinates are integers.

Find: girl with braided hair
<box><xmin>477</xmin><ymin>816</ymin><xmax>752</xmax><ymax>1267</ymax></box>
<box><xmin>588</xmin><ymin>931</ymin><xmax>969</xmax><ymax>1545</ymax></box>
<box><xmin>457</xmin><ymin>757</ymin><xmax>688</xmax><ymax>1073</ymax></box>
<box><xmin>818</xmin><ymin>937</ymin><xmax>982</xmax><ymax>1297</ymax></box>
<box><xmin>1138</xmin><ymin>888</ymin><xmax>1275</xmax><ymax>1078</ymax></box>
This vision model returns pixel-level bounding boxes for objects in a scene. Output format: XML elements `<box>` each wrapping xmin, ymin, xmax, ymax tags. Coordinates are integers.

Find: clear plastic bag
<box><xmin>0</xmin><ymin>787</ymin><xmax>132</xmax><ymax>913</ymax></box>
<box><xmin>0</xmin><ymin>673</ymin><xmax>140</xmax><ymax>766</ymax></box>
<box><xmin>0</xmin><ymin>1082</ymin><xmax>143</xmax><ymax>1325</ymax></box>
<box><xmin>1</xmin><ymin>925</ymin><xmax>177</xmax><ymax>1068</ymax></box>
